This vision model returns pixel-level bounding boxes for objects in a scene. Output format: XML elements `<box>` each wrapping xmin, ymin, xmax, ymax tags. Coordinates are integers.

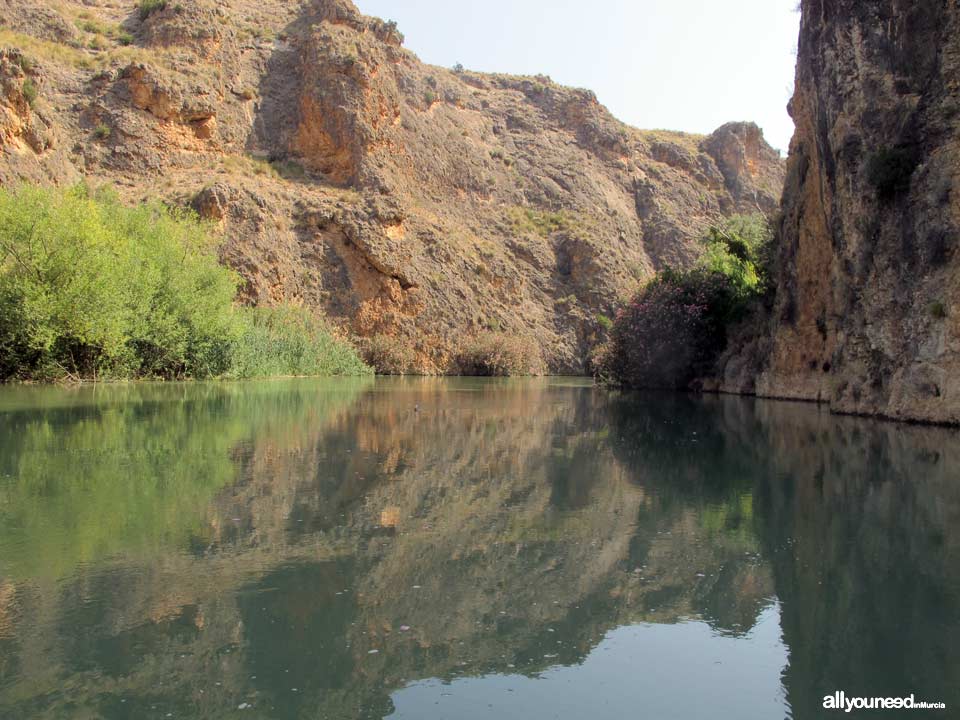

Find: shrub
<box><xmin>381</xmin><ymin>19</ymin><xmax>404</xmax><ymax>43</ymax></box>
<box><xmin>697</xmin><ymin>213</ymin><xmax>774</xmax><ymax>297</ymax></box>
<box><xmin>93</xmin><ymin>123</ymin><xmax>111</xmax><ymax>140</ymax></box>
<box><xmin>138</xmin><ymin>0</ymin><xmax>167</xmax><ymax>21</ymax></box>
<box><xmin>227</xmin><ymin>305</ymin><xmax>371</xmax><ymax>378</ymax></box>
<box><xmin>117</xmin><ymin>32</ymin><xmax>134</xmax><ymax>46</ymax></box>
<box><xmin>0</xmin><ymin>184</ymin><xmax>240</xmax><ymax>380</ymax></box>
<box><xmin>596</xmin><ymin>314</ymin><xmax>613</xmax><ymax>331</ymax></box>
<box><xmin>0</xmin><ymin>184</ymin><xmax>369</xmax><ymax>381</ymax></box>
<box><xmin>456</xmin><ymin>331</ymin><xmax>545</xmax><ymax>376</ymax></box>
<box><xmin>21</xmin><ymin>78</ymin><xmax>37</xmax><ymax>107</ymax></box>
<box><xmin>424</xmin><ymin>90</ymin><xmax>436</xmax><ymax>105</ymax></box>
<box><xmin>361</xmin><ymin>334</ymin><xmax>418</xmax><ymax>375</ymax></box>
<box><xmin>508</xmin><ymin>206</ymin><xmax>574</xmax><ymax>237</ymax></box>
<box><xmin>598</xmin><ymin>214</ymin><xmax>773</xmax><ymax>389</ymax></box>
<box><xmin>929</xmin><ymin>301</ymin><xmax>947</xmax><ymax>320</ymax></box>
<box><xmin>598</xmin><ymin>269</ymin><xmax>737</xmax><ymax>389</ymax></box>
<box><xmin>866</xmin><ymin>146</ymin><xmax>919</xmax><ymax>202</ymax></box>
<box><xmin>452</xmin><ymin>62</ymin><xmax>465</xmax><ymax>74</ymax></box>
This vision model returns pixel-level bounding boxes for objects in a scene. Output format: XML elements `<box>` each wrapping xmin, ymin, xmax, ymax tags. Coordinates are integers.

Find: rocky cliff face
<box><xmin>729</xmin><ymin>0</ymin><xmax>960</xmax><ymax>423</ymax></box>
<box><xmin>0</xmin><ymin>0</ymin><xmax>784</xmax><ymax>373</ymax></box>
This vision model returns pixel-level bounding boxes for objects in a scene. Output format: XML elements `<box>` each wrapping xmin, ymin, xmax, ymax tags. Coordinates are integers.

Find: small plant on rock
<box><xmin>21</xmin><ymin>78</ymin><xmax>38</xmax><ymax>108</ymax></box>
<box><xmin>138</xmin><ymin>0</ymin><xmax>167</xmax><ymax>21</ymax></box>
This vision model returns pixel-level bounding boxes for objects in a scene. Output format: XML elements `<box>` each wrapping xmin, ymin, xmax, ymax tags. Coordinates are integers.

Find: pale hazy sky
<box><xmin>356</xmin><ymin>0</ymin><xmax>800</xmax><ymax>154</ymax></box>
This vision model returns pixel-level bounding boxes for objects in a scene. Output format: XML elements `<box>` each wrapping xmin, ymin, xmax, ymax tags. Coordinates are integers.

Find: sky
<box><xmin>356</xmin><ymin>0</ymin><xmax>800</xmax><ymax>154</ymax></box>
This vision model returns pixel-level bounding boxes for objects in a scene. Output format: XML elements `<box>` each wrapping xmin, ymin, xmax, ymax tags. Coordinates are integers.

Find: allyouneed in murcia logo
<box><xmin>823</xmin><ymin>691</ymin><xmax>947</xmax><ymax>712</ymax></box>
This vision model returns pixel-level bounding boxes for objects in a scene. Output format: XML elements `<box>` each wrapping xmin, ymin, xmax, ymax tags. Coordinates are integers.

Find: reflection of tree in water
<box><xmin>605</xmin><ymin>392</ymin><xmax>774</xmax><ymax>634</ymax></box>
<box><xmin>1</xmin><ymin>382</ymin><xmax>958</xmax><ymax>719</ymax></box>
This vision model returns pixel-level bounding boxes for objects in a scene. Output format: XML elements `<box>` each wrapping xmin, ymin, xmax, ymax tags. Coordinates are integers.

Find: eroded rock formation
<box><xmin>723</xmin><ymin>0</ymin><xmax>960</xmax><ymax>424</ymax></box>
<box><xmin>0</xmin><ymin>0</ymin><xmax>784</xmax><ymax>373</ymax></box>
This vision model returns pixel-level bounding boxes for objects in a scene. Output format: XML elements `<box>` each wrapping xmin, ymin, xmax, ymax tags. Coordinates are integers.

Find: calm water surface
<box><xmin>0</xmin><ymin>378</ymin><xmax>957</xmax><ymax>719</ymax></box>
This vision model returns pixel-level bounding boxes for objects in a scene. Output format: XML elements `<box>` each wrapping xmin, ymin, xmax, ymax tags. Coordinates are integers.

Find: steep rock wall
<box><xmin>730</xmin><ymin>0</ymin><xmax>960</xmax><ymax>424</ymax></box>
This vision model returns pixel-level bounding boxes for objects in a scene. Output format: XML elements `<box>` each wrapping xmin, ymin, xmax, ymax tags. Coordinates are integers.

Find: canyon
<box><xmin>0</xmin><ymin>0</ymin><xmax>783</xmax><ymax>374</ymax></box>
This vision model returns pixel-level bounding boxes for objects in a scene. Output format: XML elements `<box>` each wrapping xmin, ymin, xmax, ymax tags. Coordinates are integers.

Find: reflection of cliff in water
<box><xmin>2</xmin><ymin>382</ymin><xmax>957</xmax><ymax>718</ymax></box>
<box><xmin>607</xmin><ymin>392</ymin><xmax>960</xmax><ymax>718</ymax></box>
<box><xmin>0</xmin><ymin>380</ymin><xmax>775</xmax><ymax>719</ymax></box>
<box><xmin>752</xmin><ymin>404</ymin><xmax>960</xmax><ymax>718</ymax></box>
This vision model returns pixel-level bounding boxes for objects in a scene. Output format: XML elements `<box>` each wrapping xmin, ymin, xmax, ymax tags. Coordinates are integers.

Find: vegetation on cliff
<box><xmin>0</xmin><ymin>184</ymin><xmax>370</xmax><ymax>381</ymax></box>
<box><xmin>596</xmin><ymin>214</ymin><xmax>773</xmax><ymax>389</ymax></box>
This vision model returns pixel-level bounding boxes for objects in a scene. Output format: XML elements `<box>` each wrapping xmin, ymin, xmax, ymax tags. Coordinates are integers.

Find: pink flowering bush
<box><xmin>597</xmin><ymin>214</ymin><xmax>774</xmax><ymax>389</ymax></box>
<box><xmin>597</xmin><ymin>269</ymin><xmax>739</xmax><ymax>389</ymax></box>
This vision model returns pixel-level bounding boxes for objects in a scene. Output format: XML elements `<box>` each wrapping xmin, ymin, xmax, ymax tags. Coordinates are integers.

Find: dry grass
<box><xmin>216</xmin><ymin>155</ymin><xmax>363</xmax><ymax>204</ymax></box>
<box><xmin>638</xmin><ymin>129</ymin><xmax>707</xmax><ymax>155</ymax></box>
<box><xmin>507</xmin><ymin>206</ymin><xmax>579</xmax><ymax>238</ymax></box>
<box><xmin>361</xmin><ymin>334</ymin><xmax>418</xmax><ymax>375</ymax></box>
<box><xmin>0</xmin><ymin>30</ymin><xmax>91</xmax><ymax>68</ymax></box>
<box><xmin>0</xmin><ymin>29</ymin><xmax>171</xmax><ymax>71</ymax></box>
<box><xmin>456</xmin><ymin>331</ymin><xmax>545</xmax><ymax>376</ymax></box>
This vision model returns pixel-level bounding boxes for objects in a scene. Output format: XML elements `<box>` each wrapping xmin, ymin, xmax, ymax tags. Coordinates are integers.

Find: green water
<box><xmin>0</xmin><ymin>378</ymin><xmax>957</xmax><ymax>719</ymax></box>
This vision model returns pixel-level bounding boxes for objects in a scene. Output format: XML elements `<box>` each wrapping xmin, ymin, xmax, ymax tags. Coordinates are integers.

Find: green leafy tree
<box><xmin>0</xmin><ymin>184</ymin><xmax>370</xmax><ymax>381</ymax></box>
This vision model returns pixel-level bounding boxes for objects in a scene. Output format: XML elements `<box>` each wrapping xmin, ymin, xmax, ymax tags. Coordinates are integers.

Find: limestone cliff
<box><xmin>0</xmin><ymin>0</ymin><xmax>784</xmax><ymax>373</ymax></box>
<box><xmin>726</xmin><ymin>0</ymin><xmax>960</xmax><ymax>423</ymax></box>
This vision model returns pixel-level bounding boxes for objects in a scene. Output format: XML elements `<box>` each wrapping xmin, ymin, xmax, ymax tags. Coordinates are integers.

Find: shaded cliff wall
<box><xmin>747</xmin><ymin>0</ymin><xmax>960</xmax><ymax>423</ymax></box>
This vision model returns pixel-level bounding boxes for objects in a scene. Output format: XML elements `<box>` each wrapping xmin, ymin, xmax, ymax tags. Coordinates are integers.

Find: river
<box><xmin>0</xmin><ymin>378</ymin><xmax>956</xmax><ymax>719</ymax></box>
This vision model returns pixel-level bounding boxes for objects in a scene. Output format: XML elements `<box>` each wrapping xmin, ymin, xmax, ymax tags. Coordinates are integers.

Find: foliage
<box><xmin>360</xmin><ymin>333</ymin><xmax>418</xmax><ymax>375</ymax></box>
<box><xmin>228</xmin><ymin>305</ymin><xmax>371</xmax><ymax>379</ymax></box>
<box><xmin>508</xmin><ymin>206</ymin><xmax>575</xmax><ymax>237</ymax></box>
<box><xmin>598</xmin><ymin>214</ymin><xmax>774</xmax><ymax>389</ymax></box>
<box><xmin>21</xmin><ymin>78</ymin><xmax>38</xmax><ymax>107</ymax></box>
<box><xmin>0</xmin><ymin>184</ymin><xmax>368</xmax><ymax>382</ymax></box>
<box><xmin>93</xmin><ymin>123</ymin><xmax>111</xmax><ymax>140</ymax></box>
<box><xmin>0</xmin><ymin>184</ymin><xmax>238</xmax><ymax>380</ymax></box>
<box><xmin>929</xmin><ymin>301</ymin><xmax>947</xmax><ymax>320</ymax></box>
<box><xmin>452</xmin><ymin>62</ymin><xmax>465</xmax><ymax>74</ymax></box>
<box><xmin>597</xmin><ymin>269</ymin><xmax>738</xmax><ymax>388</ymax></box>
<box><xmin>138</xmin><ymin>0</ymin><xmax>167</xmax><ymax>20</ymax></box>
<box><xmin>697</xmin><ymin>213</ymin><xmax>775</xmax><ymax>297</ymax></box>
<box><xmin>456</xmin><ymin>331</ymin><xmax>545</xmax><ymax>376</ymax></box>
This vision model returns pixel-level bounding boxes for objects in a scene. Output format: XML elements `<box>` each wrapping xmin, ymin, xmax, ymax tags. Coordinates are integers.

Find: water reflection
<box><xmin>0</xmin><ymin>379</ymin><xmax>957</xmax><ymax>719</ymax></box>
